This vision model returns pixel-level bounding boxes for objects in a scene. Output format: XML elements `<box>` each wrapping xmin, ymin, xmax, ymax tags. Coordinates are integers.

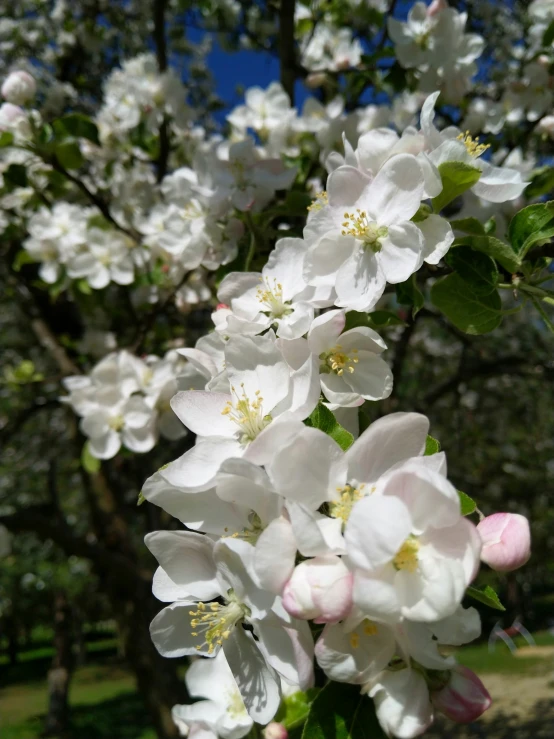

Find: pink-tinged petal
<box><xmin>170</xmin><ymin>391</ymin><xmax>234</xmax><ymax>437</ymax></box>
<box><xmin>432</xmin><ymin>666</ymin><xmax>491</xmax><ymax>723</ymax></box>
<box><xmin>345</xmin><ymin>495</ymin><xmax>412</xmax><ymax>572</ymax></box>
<box><xmin>477</xmin><ymin>513</ymin><xmax>531</xmax><ymax>572</ymax></box>
<box><xmin>344</xmin><ymin>412</ymin><xmax>429</xmax><ymax>485</ymax></box>
<box><xmin>282</xmin><ymin>556</ymin><xmax>352</xmax><ymax>624</ymax></box>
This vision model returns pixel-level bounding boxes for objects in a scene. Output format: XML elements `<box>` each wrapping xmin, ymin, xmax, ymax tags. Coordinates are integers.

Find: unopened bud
<box><xmin>264</xmin><ymin>722</ymin><xmax>288</xmax><ymax>739</ymax></box>
<box><xmin>282</xmin><ymin>555</ymin><xmax>353</xmax><ymax>623</ymax></box>
<box><xmin>305</xmin><ymin>73</ymin><xmax>327</xmax><ymax>89</ymax></box>
<box><xmin>2</xmin><ymin>71</ymin><xmax>36</xmax><ymax>105</ymax></box>
<box><xmin>432</xmin><ymin>666</ymin><xmax>491</xmax><ymax>723</ymax></box>
<box><xmin>427</xmin><ymin>0</ymin><xmax>448</xmax><ymax>17</ymax></box>
<box><xmin>216</xmin><ymin>302</ymin><xmax>229</xmax><ymax>310</ymax></box>
<box><xmin>477</xmin><ymin>512</ymin><xmax>531</xmax><ymax>572</ymax></box>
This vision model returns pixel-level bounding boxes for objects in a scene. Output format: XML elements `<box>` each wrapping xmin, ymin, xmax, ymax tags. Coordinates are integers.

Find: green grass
<box><xmin>457</xmin><ymin>630</ymin><xmax>554</xmax><ymax>675</ymax></box>
<box><xmin>0</xmin><ymin>648</ymin><xmax>156</xmax><ymax>739</ymax></box>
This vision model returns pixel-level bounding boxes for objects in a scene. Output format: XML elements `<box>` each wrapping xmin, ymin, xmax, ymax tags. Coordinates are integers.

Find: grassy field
<box><xmin>1</xmin><ymin>632</ymin><xmax>553</xmax><ymax>739</ymax></box>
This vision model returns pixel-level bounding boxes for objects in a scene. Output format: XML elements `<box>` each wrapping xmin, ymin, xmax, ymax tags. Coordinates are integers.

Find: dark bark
<box><xmin>43</xmin><ymin>590</ymin><xmax>73</xmax><ymax>737</ymax></box>
<box><xmin>279</xmin><ymin>0</ymin><xmax>297</xmax><ymax>104</ymax></box>
<box><xmin>5</xmin><ymin>614</ymin><xmax>18</xmax><ymax>666</ymax></box>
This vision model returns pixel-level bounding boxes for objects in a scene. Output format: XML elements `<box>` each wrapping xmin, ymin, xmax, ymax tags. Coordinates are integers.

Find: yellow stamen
<box><xmin>329</xmin><ymin>483</ymin><xmax>365</xmax><ymax>524</ymax></box>
<box><xmin>456</xmin><ymin>130</ymin><xmax>490</xmax><ymax>158</ymax></box>
<box><xmin>341</xmin><ymin>210</ymin><xmax>388</xmax><ymax>251</ymax></box>
<box><xmin>307</xmin><ymin>190</ymin><xmax>328</xmax><ymax>212</ymax></box>
<box><xmin>188</xmin><ymin>599</ymin><xmax>244</xmax><ymax>655</ymax></box>
<box><xmin>221</xmin><ymin>383</ymin><xmax>272</xmax><ymax>445</ymax></box>
<box><xmin>320</xmin><ymin>345</ymin><xmax>359</xmax><ymax>377</ymax></box>
<box><xmin>393</xmin><ymin>537</ymin><xmax>420</xmax><ymax>573</ymax></box>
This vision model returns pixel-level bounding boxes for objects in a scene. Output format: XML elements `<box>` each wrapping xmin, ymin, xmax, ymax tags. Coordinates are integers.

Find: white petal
<box><xmin>145</xmin><ymin>531</ymin><xmax>220</xmax><ymax>601</ymax></box>
<box><xmin>170</xmin><ymin>391</ymin><xmax>234</xmax><ymax>437</ymax></box>
<box><xmin>378</xmin><ymin>222</ymin><xmax>424</xmax><ymax>284</ymax></box>
<box><xmin>363</xmin><ymin>154</ymin><xmax>424</xmax><ymax>225</ymax></box>
<box><xmin>419</xmin><ymin>214</ymin><xmax>454</xmax><ymax>265</ymax></box>
<box><xmin>222</xmin><ymin>627</ymin><xmax>281</xmax><ymax>724</ymax></box>
<box><xmin>161</xmin><ymin>436</ymin><xmax>244</xmax><ymax>492</ymax></box>
<box><xmin>335</xmin><ymin>249</ymin><xmax>386</xmax><ymax>312</ymax></box>
<box><xmin>253</xmin><ymin>517</ymin><xmax>297</xmax><ymax>594</ymax></box>
<box><xmin>307</xmin><ymin>309</ymin><xmax>346</xmax><ymax>355</ymax></box>
<box><xmin>343</xmin><ymin>352</ymin><xmax>393</xmax><ymax>401</ymax></box>
<box><xmin>344</xmin><ymin>412</ymin><xmax>429</xmax><ymax>485</ymax></box>
<box><xmin>150</xmin><ymin>601</ymin><xmax>212</xmax><ymax>658</ymax></box>
<box><xmin>369</xmin><ymin>668</ymin><xmax>433</xmax><ymax>739</ymax></box>
<box><xmin>345</xmin><ymin>495</ymin><xmax>411</xmax><ymax>572</ymax></box>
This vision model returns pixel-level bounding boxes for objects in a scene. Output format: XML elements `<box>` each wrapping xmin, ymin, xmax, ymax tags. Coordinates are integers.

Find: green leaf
<box><xmin>445</xmin><ymin>247</ymin><xmax>499</xmax><ymax>295</ymax></box>
<box><xmin>458</xmin><ymin>490</ymin><xmax>477</xmax><ymax>516</ymax></box>
<box><xmin>432</xmin><ymin>161</ymin><xmax>481</xmax><ymax>213</ymax></box>
<box><xmin>4</xmin><ymin>163</ymin><xmax>28</xmax><ymax>187</ymax></box>
<box><xmin>12</xmin><ymin>250</ymin><xmax>36</xmax><ymax>272</ymax></box>
<box><xmin>0</xmin><ymin>131</ymin><xmax>14</xmax><ymax>148</ymax></box>
<box><xmin>508</xmin><ymin>202</ymin><xmax>554</xmax><ymax>257</ymax></box>
<box><xmin>275</xmin><ymin>689</ymin><xmax>320</xmax><ymax>730</ymax></box>
<box><xmin>451</xmin><ymin>217</ymin><xmax>486</xmax><ymax>236</ymax></box>
<box><xmin>453</xmin><ymin>235</ymin><xmax>521</xmax><ymax>274</ymax></box>
<box><xmin>53</xmin><ymin>113</ymin><xmax>100</xmax><ymax>144</ymax></box>
<box><xmin>305</xmin><ymin>403</ymin><xmax>354</xmax><ymax>451</ymax></box>
<box><xmin>424</xmin><ymin>435</ymin><xmax>441</xmax><ymax>455</ymax></box>
<box><xmin>280</xmin><ymin>190</ymin><xmax>313</xmax><ymax>216</ymax></box>
<box><xmin>344</xmin><ymin>310</ymin><xmax>405</xmax><ymax>332</ymax></box>
<box><xmin>55</xmin><ymin>140</ymin><xmax>84</xmax><ymax>170</ymax></box>
<box><xmin>301</xmin><ymin>681</ymin><xmax>386</xmax><ymax>739</ymax></box>
<box><xmin>431</xmin><ymin>272</ymin><xmax>502</xmax><ymax>334</ymax></box>
<box><xmin>81</xmin><ymin>442</ymin><xmax>100</xmax><ymax>474</ymax></box>
<box><xmin>137</xmin><ymin>491</ymin><xmax>146</xmax><ymax>506</ymax></box>
<box><xmin>466</xmin><ymin>585</ymin><xmax>506</xmax><ymax>611</ymax></box>
<box><xmin>75</xmin><ymin>278</ymin><xmax>92</xmax><ymax>295</ymax></box>
<box><xmin>524</xmin><ymin>166</ymin><xmax>554</xmax><ymax>199</ymax></box>
<box><xmin>396</xmin><ymin>275</ymin><xmax>424</xmax><ymax>317</ymax></box>
<box><xmin>543</xmin><ymin>18</ymin><xmax>554</xmax><ymax>46</ymax></box>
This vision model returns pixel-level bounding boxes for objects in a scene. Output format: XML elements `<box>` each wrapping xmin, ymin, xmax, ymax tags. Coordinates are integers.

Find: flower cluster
<box><xmin>138</xmin><ymin>90</ymin><xmax>530</xmax><ymax>738</ymax></box>
<box><xmin>61</xmin><ymin>349</ymin><xmax>202</xmax><ymax>459</ymax></box>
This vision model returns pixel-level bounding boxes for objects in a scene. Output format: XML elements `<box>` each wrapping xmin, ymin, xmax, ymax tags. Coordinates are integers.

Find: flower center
<box><xmin>226</xmin><ymin>687</ymin><xmax>248</xmax><ymax>719</ymax></box>
<box><xmin>320</xmin><ymin>345</ymin><xmax>359</xmax><ymax>376</ymax></box>
<box><xmin>349</xmin><ymin>619</ymin><xmax>379</xmax><ymax>649</ymax></box>
<box><xmin>108</xmin><ymin>414</ymin><xmax>124</xmax><ymax>431</ymax></box>
<box><xmin>221</xmin><ymin>383</ymin><xmax>272</xmax><ymax>445</ymax></box>
<box><xmin>223</xmin><ymin>512</ymin><xmax>264</xmax><ymax>544</ymax></box>
<box><xmin>393</xmin><ymin>537</ymin><xmax>420</xmax><ymax>573</ymax></box>
<box><xmin>256</xmin><ymin>277</ymin><xmax>292</xmax><ymax>318</ymax></box>
<box><xmin>456</xmin><ymin>131</ymin><xmax>490</xmax><ymax>158</ymax></box>
<box><xmin>329</xmin><ymin>483</ymin><xmax>365</xmax><ymax>524</ymax></box>
<box><xmin>189</xmin><ymin>598</ymin><xmax>246</xmax><ymax>655</ymax></box>
<box><xmin>307</xmin><ymin>190</ymin><xmax>328</xmax><ymax>212</ymax></box>
<box><xmin>341</xmin><ymin>210</ymin><xmax>388</xmax><ymax>251</ymax></box>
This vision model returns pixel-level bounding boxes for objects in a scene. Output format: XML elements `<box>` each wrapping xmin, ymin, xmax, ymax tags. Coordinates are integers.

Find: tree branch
<box><xmin>279</xmin><ymin>0</ymin><xmax>297</xmax><ymax>104</ymax></box>
<box><xmin>153</xmin><ymin>0</ymin><xmax>170</xmax><ymax>182</ymax></box>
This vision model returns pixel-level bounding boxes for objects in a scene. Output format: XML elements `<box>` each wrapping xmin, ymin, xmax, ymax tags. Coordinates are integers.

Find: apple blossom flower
<box><xmin>477</xmin><ymin>512</ymin><xmax>531</xmax><ymax>572</ymax></box>
<box><xmin>307</xmin><ymin>309</ymin><xmax>393</xmax><ymax>406</ymax></box>
<box><xmin>264</xmin><ymin>722</ymin><xmax>288</xmax><ymax>739</ymax></box>
<box><xmin>282</xmin><ymin>555</ymin><xmax>353</xmax><ymax>623</ymax></box>
<box><xmin>161</xmin><ymin>333</ymin><xmax>319</xmax><ymax>492</ymax></box>
<box><xmin>147</xmin><ymin>532</ymin><xmax>313</xmax><ymax>723</ymax></box>
<box><xmin>2</xmin><ymin>70</ymin><xmax>36</xmax><ymax>105</ymax></box>
<box><xmin>431</xmin><ymin>666</ymin><xmax>491</xmax><ymax>723</ymax></box>
<box><xmin>172</xmin><ymin>650</ymin><xmax>253</xmax><ymax>739</ymax></box>
<box><xmin>303</xmin><ymin>154</ymin><xmax>427</xmax><ymax>310</ymax></box>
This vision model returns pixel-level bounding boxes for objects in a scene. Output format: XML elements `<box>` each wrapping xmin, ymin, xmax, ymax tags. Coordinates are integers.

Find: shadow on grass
<box><xmin>66</xmin><ymin>691</ymin><xmax>153</xmax><ymax>739</ymax></box>
<box><xmin>428</xmin><ymin>699</ymin><xmax>554</xmax><ymax>739</ymax></box>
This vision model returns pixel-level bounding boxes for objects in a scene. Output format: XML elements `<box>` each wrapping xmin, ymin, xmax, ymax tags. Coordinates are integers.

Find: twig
<box><xmin>279</xmin><ymin>0</ymin><xmax>297</xmax><ymax>105</ymax></box>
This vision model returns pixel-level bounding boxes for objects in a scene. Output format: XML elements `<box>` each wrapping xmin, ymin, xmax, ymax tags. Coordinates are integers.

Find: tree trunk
<box><xmin>43</xmin><ymin>590</ymin><xmax>73</xmax><ymax>737</ymax></box>
<box><xmin>5</xmin><ymin>614</ymin><xmax>18</xmax><ymax>666</ymax></box>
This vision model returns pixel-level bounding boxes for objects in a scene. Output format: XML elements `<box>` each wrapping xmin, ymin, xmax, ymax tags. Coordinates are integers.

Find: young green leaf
<box><xmin>305</xmin><ymin>403</ymin><xmax>354</xmax><ymax>451</ymax></box>
<box><xmin>466</xmin><ymin>585</ymin><xmax>506</xmax><ymax>611</ymax></box>
<box><xmin>344</xmin><ymin>310</ymin><xmax>405</xmax><ymax>332</ymax></box>
<box><xmin>424</xmin><ymin>435</ymin><xmax>441</xmax><ymax>455</ymax></box>
<box><xmin>450</xmin><ymin>217</ymin><xmax>486</xmax><ymax>236</ymax></box>
<box><xmin>508</xmin><ymin>202</ymin><xmax>554</xmax><ymax>257</ymax></box>
<box><xmin>53</xmin><ymin>113</ymin><xmax>100</xmax><ymax>144</ymax></box>
<box><xmin>431</xmin><ymin>272</ymin><xmax>502</xmax><ymax>334</ymax></box>
<box><xmin>301</xmin><ymin>681</ymin><xmax>386</xmax><ymax>739</ymax></box>
<box><xmin>0</xmin><ymin>131</ymin><xmax>14</xmax><ymax>148</ymax></box>
<box><xmin>432</xmin><ymin>161</ymin><xmax>481</xmax><ymax>213</ymax></box>
<box><xmin>458</xmin><ymin>490</ymin><xmax>477</xmax><ymax>516</ymax></box>
<box><xmin>55</xmin><ymin>140</ymin><xmax>85</xmax><ymax>170</ymax></box>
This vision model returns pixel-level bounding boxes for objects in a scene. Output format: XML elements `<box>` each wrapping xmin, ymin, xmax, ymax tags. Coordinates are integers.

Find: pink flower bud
<box><xmin>477</xmin><ymin>512</ymin><xmax>530</xmax><ymax>572</ymax></box>
<box><xmin>432</xmin><ymin>666</ymin><xmax>491</xmax><ymax>723</ymax></box>
<box><xmin>282</xmin><ymin>555</ymin><xmax>353</xmax><ymax>624</ymax></box>
<box><xmin>2</xmin><ymin>71</ymin><xmax>36</xmax><ymax>105</ymax></box>
<box><xmin>216</xmin><ymin>302</ymin><xmax>229</xmax><ymax>310</ymax></box>
<box><xmin>427</xmin><ymin>0</ymin><xmax>448</xmax><ymax>17</ymax></box>
<box><xmin>264</xmin><ymin>722</ymin><xmax>288</xmax><ymax>739</ymax></box>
